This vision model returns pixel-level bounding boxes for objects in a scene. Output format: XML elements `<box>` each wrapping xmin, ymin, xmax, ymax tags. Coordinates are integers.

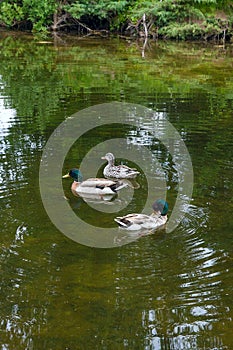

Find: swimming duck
<box><xmin>114</xmin><ymin>199</ymin><xmax>168</xmax><ymax>231</ymax></box>
<box><xmin>101</xmin><ymin>153</ymin><xmax>140</xmax><ymax>179</ymax></box>
<box><xmin>62</xmin><ymin>168</ymin><xmax>127</xmax><ymax>196</ymax></box>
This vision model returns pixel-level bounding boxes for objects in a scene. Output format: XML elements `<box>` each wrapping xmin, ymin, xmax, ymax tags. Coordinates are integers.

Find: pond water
<box><xmin>0</xmin><ymin>30</ymin><xmax>233</xmax><ymax>350</ymax></box>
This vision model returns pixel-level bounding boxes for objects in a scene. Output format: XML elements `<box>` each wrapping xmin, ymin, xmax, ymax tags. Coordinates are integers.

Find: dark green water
<box><xmin>0</xmin><ymin>31</ymin><xmax>233</xmax><ymax>349</ymax></box>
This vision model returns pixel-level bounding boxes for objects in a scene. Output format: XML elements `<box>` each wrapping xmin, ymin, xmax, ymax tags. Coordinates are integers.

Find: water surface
<box><xmin>0</xmin><ymin>31</ymin><xmax>233</xmax><ymax>349</ymax></box>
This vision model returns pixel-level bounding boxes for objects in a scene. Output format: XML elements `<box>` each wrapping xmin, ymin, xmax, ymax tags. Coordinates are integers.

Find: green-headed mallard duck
<box><xmin>101</xmin><ymin>153</ymin><xmax>140</xmax><ymax>179</ymax></box>
<box><xmin>63</xmin><ymin>168</ymin><xmax>127</xmax><ymax>196</ymax></box>
<box><xmin>114</xmin><ymin>199</ymin><xmax>168</xmax><ymax>230</ymax></box>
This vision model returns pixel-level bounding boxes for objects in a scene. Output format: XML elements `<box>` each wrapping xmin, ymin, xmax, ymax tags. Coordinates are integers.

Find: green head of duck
<box><xmin>63</xmin><ymin>168</ymin><xmax>83</xmax><ymax>182</ymax></box>
<box><xmin>152</xmin><ymin>199</ymin><xmax>168</xmax><ymax>216</ymax></box>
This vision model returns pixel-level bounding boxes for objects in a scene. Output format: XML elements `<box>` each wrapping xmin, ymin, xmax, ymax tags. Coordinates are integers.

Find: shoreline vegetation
<box><xmin>0</xmin><ymin>0</ymin><xmax>233</xmax><ymax>42</ymax></box>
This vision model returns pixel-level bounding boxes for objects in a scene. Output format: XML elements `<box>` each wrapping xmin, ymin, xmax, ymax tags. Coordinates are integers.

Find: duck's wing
<box><xmin>80</xmin><ymin>178</ymin><xmax>126</xmax><ymax>192</ymax></box>
<box><xmin>117</xmin><ymin>165</ymin><xmax>140</xmax><ymax>174</ymax></box>
<box><xmin>122</xmin><ymin>213</ymin><xmax>150</xmax><ymax>220</ymax></box>
<box><xmin>115</xmin><ymin>213</ymin><xmax>151</xmax><ymax>226</ymax></box>
<box><xmin>80</xmin><ymin>178</ymin><xmax>117</xmax><ymax>188</ymax></box>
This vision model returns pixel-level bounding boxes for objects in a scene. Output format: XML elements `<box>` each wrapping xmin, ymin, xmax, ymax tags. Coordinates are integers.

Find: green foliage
<box><xmin>63</xmin><ymin>2</ymin><xmax>85</xmax><ymax>20</ymax></box>
<box><xmin>64</xmin><ymin>0</ymin><xmax>128</xmax><ymax>19</ymax></box>
<box><xmin>126</xmin><ymin>0</ymin><xmax>233</xmax><ymax>40</ymax></box>
<box><xmin>0</xmin><ymin>0</ymin><xmax>233</xmax><ymax>39</ymax></box>
<box><xmin>0</xmin><ymin>2</ymin><xmax>24</xmax><ymax>27</ymax></box>
<box><xmin>23</xmin><ymin>0</ymin><xmax>56</xmax><ymax>32</ymax></box>
<box><xmin>0</xmin><ymin>0</ymin><xmax>56</xmax><ymax>31</ymax></box>
<box><xmin>159</xmin><ymin>22</ymin><xmax>221</xmax><ymax>40</ymax></box>
<box><xmin>193</xmin><ymin>0</ymin><xmax>217</xmax><ymax>3</ymax></box>
<box><xmin>64</xmin><ymin>0</ymin><xmax>130</xmax><ymax>30</ymax></box>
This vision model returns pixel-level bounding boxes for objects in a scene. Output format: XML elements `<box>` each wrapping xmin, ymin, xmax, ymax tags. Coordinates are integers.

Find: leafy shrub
<box><xmin>0</xmin><ymin>0</ymin><xmax>232</xmax><ymax>40</ymax></box>
<box><xmin>159</xmin><ymin>22</ymin><xmax>221</xmax><ymax>40</ymax></box>
<box><xmin>0</xmin><ymin>2</ymin><xmax>24</xmax><ymax>27</ymax></box>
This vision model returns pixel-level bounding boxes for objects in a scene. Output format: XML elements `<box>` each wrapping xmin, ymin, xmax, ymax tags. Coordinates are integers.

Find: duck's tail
<box><xmin>124</xmin><ymin>171</ymin><xmax>140</xmax><ymax>179</ymax></box>
<box><xmin>111</xmin><ymin>181</ymin><xmax>127</xmax><ymax>192</ymax></box>
<box><xmin>114</xmin><ymin>217</ymin><xmax>130</xmax><ymax>227</ymax></box>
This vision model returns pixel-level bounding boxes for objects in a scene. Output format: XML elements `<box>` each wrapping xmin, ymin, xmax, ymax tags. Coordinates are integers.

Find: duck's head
<box><xmin>101</xmin><ymin>152</ymin><xmax>115</xmax><ymax>162</ymax></box>
<box><xmin>62</xmin><ymin>168</ymin><xmax>83</xmax><ymax>182</ymax></box>
<box><xmin>152</xmin><ymin>199</ymin><xmax>168</xmax><ymax>216</ymax></box>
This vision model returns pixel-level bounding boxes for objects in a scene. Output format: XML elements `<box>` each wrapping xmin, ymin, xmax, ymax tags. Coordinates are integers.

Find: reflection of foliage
<box><xmin>0</xmin><ymin>35</ymin><xmax>72</xmax><ymax>132</ymax></box>
<box><xmin>0</xmin><ymin>34</ymin><xmax>233</xmax><ymax>135</ymax></box>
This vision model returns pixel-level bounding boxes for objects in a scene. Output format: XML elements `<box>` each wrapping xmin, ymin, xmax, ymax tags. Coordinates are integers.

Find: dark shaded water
<box><xmin>0</xmin><ymin>31</ymin><xmax>233</xmax><ymax>349</ymax></box>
